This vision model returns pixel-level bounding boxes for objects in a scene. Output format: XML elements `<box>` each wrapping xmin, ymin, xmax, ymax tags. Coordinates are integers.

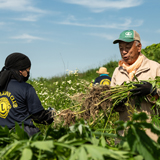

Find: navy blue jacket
<box><xmin>94</xmin><ymin>75</ymin><xmax>111</xmax><ymax>85</ymax></box>
<box><xmin>0</xmin><ymin>79</ymin><xmax>44</xmax><ymax>129</ymax></box>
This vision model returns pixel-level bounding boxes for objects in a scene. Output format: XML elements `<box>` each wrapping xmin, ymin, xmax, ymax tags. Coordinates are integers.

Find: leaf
<box><xmin>140</xmin><ymin>122</ymin><xmax>160</xmax><ymax>135</ymax></box>
<box><xmin>20</xmin><ymin>147</ymin><xmax>32</xmax><ymax>160</ymax></box>
<box><xmin>31</xmin><ymin>140</ymin><xmax>53</xmax><ymax>152</ymax></box>
<box><xmin>79</xmin><ymin>147</ymin><xmax>88</xmax><ymax>160</ymax></box>
<box><xmin>63</xmin><ymin>139</ymin><xmax>88</xmax><ymax>146</ymax></box>
<box><xmin>119</xmin><ymin>141</ymin><xmax>130</xmax><ymax>151</ymax></box>
<box><xmin>100</xmin><ymin>136</ymin><xmax>106</xmax><ymax>147</ymax></box>
<box><xmin>136</xmin><ymin>142</ymin><xmax>155</xmax><ymax>160</ymax></box>
<box><xmin>70</xmin><ymin>147</ymin><xmax>81</xmax><ymax>160</ymax></box>
<box><xmin>93</xmin><ymin>132</ymin><xmax>117</xmax><ymax>138</ymax></box>
<box><xmin>128</xmin><ymin>125</ymin><xmax>159</xmax><ymax>160</ymax></box>
<box><xmin>132</xmin><ymin>112</ymin><xmax>148</xmax><ymax>121</ymax></box>
<box><xmin>126</xmin><ymin>128</ymin><xmax>137</xmax><ymax>152</ymax></box>
<box><xmin>58</xmin><ymin>133</ymin><xmax>70</xmax><ymax>142</ymax></box>
<box><xmin>158</xmin><ymin>137</ymin><xmax>160</xmax><ymax>145</ymax></box>
<box><xmin>133</xmin><ymin>155</ymin><xmax>144</xmax><ymax>160</ymax></box>
<box><xmin>0</xmin><ymin>140</ymin><xmax>26</xmax><ymax>159</ymax></box>
<box><xmin>0</xmin><ymin>126</ymin><xmax>10</xmax><ymax>137</ymax></box>
<box><xmin>91</xmin><ymin>136</ymin><xmax>99</xmax><ymax>146</ymax></box>
<box><xmin>84</xmin><ymin>145</ymin><xmax>129</xmax><ymax>160</ymax></box>
<box><xmin>84</xmin><ymin>145</ymin><xmax>104</xmax><ymax>160</ymax></box>
<box><xmin>14</xmin><ymin>122</ymin><xmax>29</xmax><ymax>140</ymax></box>
<box><xmin>155</xmin><ymin>98</ymin><xmax>160</xmax><ymax>107</ymax></box>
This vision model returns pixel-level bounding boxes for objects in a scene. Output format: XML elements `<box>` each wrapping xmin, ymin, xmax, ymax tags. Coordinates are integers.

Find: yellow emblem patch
<box><xmin>100</xmin><ymin>79</ymin><xmax>110</xmax><ymax>85</ymax></box>
<box><xmin>0</xmin><ymin>97</ymin><xmax>12</xmax><ymax>119</ymax></box>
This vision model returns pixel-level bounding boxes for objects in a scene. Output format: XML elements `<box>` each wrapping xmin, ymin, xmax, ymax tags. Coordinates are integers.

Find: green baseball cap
<box><xmin>113</xmin><ymin>30</ymin><xmax>141</xmax><ymax>44</ymax></box>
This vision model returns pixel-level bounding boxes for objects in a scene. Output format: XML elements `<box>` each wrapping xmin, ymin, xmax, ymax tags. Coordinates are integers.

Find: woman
<box><xmin>0</xmin><ymin>52</ymin><xmax>53</xmax><ymax>137</ymax></box>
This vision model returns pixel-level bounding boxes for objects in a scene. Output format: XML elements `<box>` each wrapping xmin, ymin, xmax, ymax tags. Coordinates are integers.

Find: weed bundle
<box><xmin>53</xmin><ymin>76</ymin><xmax>160</xmax><ymax>127</ymax></box>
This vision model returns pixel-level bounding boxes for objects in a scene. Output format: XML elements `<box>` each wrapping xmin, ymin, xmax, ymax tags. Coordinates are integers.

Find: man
<box><xmin>111</xmin><ymin>30</ymin><xmax>160</xmax><ymax>142</ymax></box>
<box><xmin>94</xmin><ymin>67</ymin><xmax>111</xmax><ymax>85</ymax></box>
<box><xmin>0</xmin><ymin>53</ymin><xmax>54</xmax><ymax>137</ymax></box>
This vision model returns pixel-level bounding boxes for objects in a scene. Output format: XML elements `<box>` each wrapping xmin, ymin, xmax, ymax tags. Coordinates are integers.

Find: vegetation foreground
<box><xmin>1</xmin><ymin>43</ymin><xmax>160</xmax><ymax>160</ymax></box>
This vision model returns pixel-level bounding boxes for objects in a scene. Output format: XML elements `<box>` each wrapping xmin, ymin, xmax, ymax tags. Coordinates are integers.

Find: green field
<box><xmin>0</xmin><ymin>43</ymin><xmax>160</xmax><ymax>160</ymax></box>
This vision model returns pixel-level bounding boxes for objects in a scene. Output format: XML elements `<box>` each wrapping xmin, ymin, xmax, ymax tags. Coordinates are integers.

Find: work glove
<box><xmin>130</xmin><ymin>81</ymin><xmax>157</xmax><ymax>96</ymax></box>
<box><xmin>47</xmin><ymin>107</ymin><xmax>56</xmax><ymax>116</ymax></box>
<box><xmin>113</xmin><ymin>97</ymin><xmax>128</xmax><ymax>112</ymax></box>
<box><xmin>116</xmin><ymin>97</ymin><xmax>128</xmax><ymax>106</ymax></box>
<box><xmin>47</xmin><ymin>107</ymin><xmax>56</xmax><ymax>111</ymax></box>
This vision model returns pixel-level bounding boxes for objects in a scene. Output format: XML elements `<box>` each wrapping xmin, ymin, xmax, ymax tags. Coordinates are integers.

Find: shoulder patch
<box><xmin>0</xmin><ymin>97</ymin><xmax>12</xmax><ymax>119</ymax></box>
<box><xmin>100</xmin><ymin>79</ymin><xmax>110</xmax><ymax>85</ymax></box>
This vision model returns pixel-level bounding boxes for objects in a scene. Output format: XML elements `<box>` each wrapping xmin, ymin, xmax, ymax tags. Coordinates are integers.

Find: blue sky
<box><xmin>0</xmin><ymin>0</ymin><xmax>160</xmax><ymax>78</ymax></box>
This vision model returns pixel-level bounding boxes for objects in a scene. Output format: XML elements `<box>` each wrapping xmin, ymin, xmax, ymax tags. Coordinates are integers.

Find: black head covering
<box><xmin>0</xmin><ymin>52</ymin><xmax>31</xmax><ymax>90</ymax></box>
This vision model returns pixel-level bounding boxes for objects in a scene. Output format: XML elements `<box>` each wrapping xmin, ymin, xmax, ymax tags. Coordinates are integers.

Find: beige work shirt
<box><xmin>111</xmin><ymin>54</ymin><xmax>160</xmax><ymax>142</ymax></box>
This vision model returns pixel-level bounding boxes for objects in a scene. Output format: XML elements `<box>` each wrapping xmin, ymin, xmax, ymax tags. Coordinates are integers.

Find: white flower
<box><xmin>62</xmin><ymin>81</ymin><xmax>65</xmax><ymax>84</ymax></box>
<box><xmin>69</xmin><ymin>71</ymin><xmax>73</xmax><ymax>75</ymax></box>
<box><xmin>67</xmin><ymin>80</ymin><xmax>71</xmax><ymax>84</ymax></box>
<box><xmin>74</xmin><ymin>69</ymin><xmax>78</xmax><ymax>74</ymax></box>
<box><xmin>42</xmin><ymin>92</ymin><xmax>48</xmax><ymax>95</ymax></box>
<box><xmin>70</xmin><ymin>87</ymin><xmax>75</xmax><ymax>90</ymax></box>
<box><xmin>45</xmin><ymin>96</ymin><xmax>49</xmax><ymax>100</ymax></box>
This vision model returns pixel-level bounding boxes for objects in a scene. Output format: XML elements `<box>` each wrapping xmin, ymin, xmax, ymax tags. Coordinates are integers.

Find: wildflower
<box><xmin>55</xmin><ymin>81</ymin><xmax>58</xmax><ymax>85</ymax></box>
<box><xmin>69</xmin><ymin>71</ymin><xmax>73</xmax><ymax>75</ymax></box>
<box><xmin>74</xmin><ymin>69</ymin><xmax>79</xmax><ymax>76</ymax></box>
<box><xmin>45</xmin><ymin>96</ymin><xmax>49</xmax><ymax>100</ymax></box>
<box><xmin>70</xmin><ymin>87</ymin><xmax>75</xmax><ymax>90</ymax></box>
<box><xmin>62</xmin><ymin>81</ymin><xmax>65</xmax><ymax>84</ymax></box>
<box><xmin>42</xmin><ymin>92</ymin><xmax>48</xmax><ymax>95</ymax></box>
<box><xmin>74</xmin><ymin>69</ymin><xmax>78</xmax><ymax>74</ymax></box>
<box><xmin>67</xmin><ymin>80</ymin><xmax>71</xmax><ymax>84</ymax></box>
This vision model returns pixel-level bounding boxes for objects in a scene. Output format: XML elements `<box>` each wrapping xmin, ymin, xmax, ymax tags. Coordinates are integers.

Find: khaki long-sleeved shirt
<box><xmin>111</xmin><ymin>54</ymin><xmax>160</xmax><ymax>142</ymax></box>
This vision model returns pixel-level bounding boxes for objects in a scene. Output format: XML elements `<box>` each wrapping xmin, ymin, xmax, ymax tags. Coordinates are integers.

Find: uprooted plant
<box><xmin>51</xmin><ymin>76</ymin><xmax>160</xmax><ymax>130</ymax></box>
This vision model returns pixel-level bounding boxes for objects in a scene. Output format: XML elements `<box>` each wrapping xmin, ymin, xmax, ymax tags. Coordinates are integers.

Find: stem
<box><xmin>61</xmin><ymin>103</ymin><xmax>82</xmax><ymax>112</ymax></box>
<box><xmin>103</xmin><ymin>106</ymin><xmax>114</xmax><ymax>133</ymax></box>
<box><xmin>90</xmin><ymin>113</ymin><xmax>104</xmax><ymax>126</ymax></box>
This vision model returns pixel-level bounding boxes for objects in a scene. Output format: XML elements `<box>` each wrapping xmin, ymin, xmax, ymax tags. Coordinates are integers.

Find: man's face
<box><xmin>119</xmin><ymin>41</ymin><xmax>141</xmax><ymax>65</ymax></box>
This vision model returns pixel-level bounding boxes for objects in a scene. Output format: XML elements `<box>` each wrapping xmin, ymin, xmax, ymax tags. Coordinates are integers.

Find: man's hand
<box><xmin>113</xmin><ymin>97</ymin><xmax>128</xmax><ymax>112</ymax></box>
<box><xmin>130</xmin><ymin>81</ymin><xmax>157</xmax><ymax>96</ymax></box>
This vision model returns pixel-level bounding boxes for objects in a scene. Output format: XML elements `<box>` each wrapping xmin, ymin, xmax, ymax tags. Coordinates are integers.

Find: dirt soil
<box><xmin>58</xmin><ymin>85</ymin><xmax>112</xmax><ymax>126</ymax></box>
<box><xmin>79</xmin><ymin>85</ymin><xmax>112</xmax><ymax>122</ymax></box>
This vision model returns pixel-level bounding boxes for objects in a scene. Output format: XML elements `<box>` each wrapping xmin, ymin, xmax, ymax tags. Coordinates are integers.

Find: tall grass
<box><xmin>78</xmin><ymin>61</ymin><xmax>118</xmax><ymax>82</ymax></box>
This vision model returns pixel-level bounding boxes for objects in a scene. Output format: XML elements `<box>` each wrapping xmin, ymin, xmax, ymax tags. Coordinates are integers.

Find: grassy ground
<box><xmin>1</xmin><ymin>45</ymin><xmax>160</xmax><ymax>159</ymax></box>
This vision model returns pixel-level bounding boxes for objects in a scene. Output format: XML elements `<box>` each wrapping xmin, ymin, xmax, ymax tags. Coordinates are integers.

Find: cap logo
<box><xmin>125</xmin><ymin>32</ymin><xmax>132</xmax><ymax>36</ymax></box>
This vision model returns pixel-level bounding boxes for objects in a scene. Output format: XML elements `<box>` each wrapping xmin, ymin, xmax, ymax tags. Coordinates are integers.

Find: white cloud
<box><xmin>56</xmin><ymin>16</ymin><xmax>143</xmax><ymax>29</ymax></box>
<box><xmin>0</xmin><ymin>0</ymin><xmax>46</xmax><ymax>13</ymax></box>
<box><xmin>11</xmin><ymin>34</ymin><xmax>44</xmax><ymax>42</ymax></box>
<box><xmin>62</xmin><ymin>0</ymin><xmax>143</xmax><ymax>12</ymax></box>
<box><xmin>89</xmin><ymin>33</ymin><xmax>115</xmax><ymax>40</ymax></box>
<box><xmin>13</xmin><ymin>15</ymin><xmax>40</xmax><ymax>22</ymax></box>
